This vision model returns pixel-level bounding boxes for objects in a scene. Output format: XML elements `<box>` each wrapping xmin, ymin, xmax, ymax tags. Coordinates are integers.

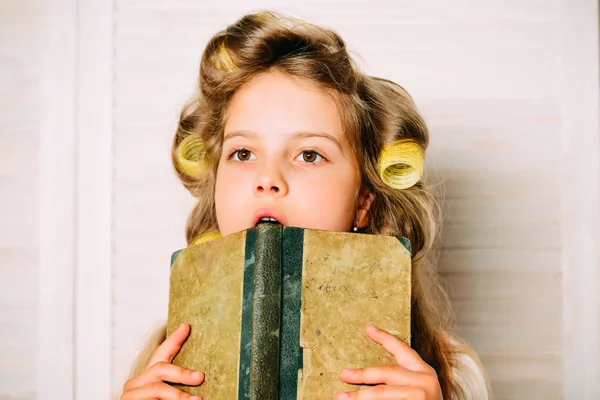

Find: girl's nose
<box><xmin>254</xmin><ymin>166</ymin><xmax>288</xmax><ymax>197</ymax></box>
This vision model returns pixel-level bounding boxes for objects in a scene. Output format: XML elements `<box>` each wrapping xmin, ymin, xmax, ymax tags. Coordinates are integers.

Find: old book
<box><xmin>167</xmin><ymin>224</ymin><xmax>412</xmax><ymax>399</ymax></box>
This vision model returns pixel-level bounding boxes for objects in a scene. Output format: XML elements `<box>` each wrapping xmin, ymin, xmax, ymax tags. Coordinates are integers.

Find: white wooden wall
<box><xmin>1</xmin><ymin>3</ymin><xmax>42</xmax><ymax>398</ymax></box>
<box><xmin>1</xmin><ymin>0</ymin><xmax>599</xmax><ymax>399</ymax></box>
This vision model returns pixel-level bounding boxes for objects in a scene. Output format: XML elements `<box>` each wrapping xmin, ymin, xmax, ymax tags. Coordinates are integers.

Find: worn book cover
<box><xmin>167</xmin><ymin>224</ymin><xmax>412</xmax><ymax>399</ymax></box>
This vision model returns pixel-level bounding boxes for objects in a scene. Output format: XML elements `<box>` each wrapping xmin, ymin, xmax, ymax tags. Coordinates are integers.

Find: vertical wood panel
<box><xmin>0</xmin><ymin>2</ymin><xmax>42</xmax><ymax>394</ymax></box>
<box><xmin>37</xmin><ymin>0</ymin><xmax>77</xmax><ymax>399</ymax></box>
<box><xmin>560</xmin><ymin>0</ymin><xmax>600</xmax><ymax>398</ymax></box>
<box><xmin>74</xmin><ymin>0</ymin><xmax>114</xmax><ymax>399</ymax></box>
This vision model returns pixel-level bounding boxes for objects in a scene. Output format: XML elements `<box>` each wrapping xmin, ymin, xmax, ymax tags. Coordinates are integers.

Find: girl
<box><xmin>121</xmin><ymin>11</ymin><xmax>490</xmax><ymax>400</ymax></box>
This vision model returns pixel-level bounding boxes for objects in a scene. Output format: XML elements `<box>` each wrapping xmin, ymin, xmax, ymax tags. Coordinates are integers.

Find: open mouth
<box><xmin>253</xmin><ymin>209</ymin><xmax>286</xmax><ymax>227</ymax></box>
<box><xmin>256</xmin><ymin>217</ymin><xmax>281</xmax><ymax>226</ymax></box>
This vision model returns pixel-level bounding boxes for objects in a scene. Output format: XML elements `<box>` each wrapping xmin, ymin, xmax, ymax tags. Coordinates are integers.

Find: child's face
<box><xmin>215</xmin><ymin>70</ymin><xmax>363</xmax><ymax>236</ymax></box>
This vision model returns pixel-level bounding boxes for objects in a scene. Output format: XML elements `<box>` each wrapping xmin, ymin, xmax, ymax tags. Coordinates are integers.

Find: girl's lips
<box><xmin>257</xmin><ymin>217</ymin><xmax>281</xmax><ymax>225</ymax></box>
<box><xmin>252</xmin><ymin>209</ymin><xmax>287</xmax><ymax>227</ymax></box>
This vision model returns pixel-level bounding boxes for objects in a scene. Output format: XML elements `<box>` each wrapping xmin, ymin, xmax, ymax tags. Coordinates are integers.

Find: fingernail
<box><xmin>341</xmin><ymin>368</ymin><xmax>353</xmax><ymax>375</ymax></box>
<box><xmin>190</xmin><ymin>397</ymin><xmax>201</xmax><ymax>400</ymax></box>
<box><xmin>337</xmin><ymin>393</ymin><xmax>349</xmax><ymax>400</ymax></box>
<box><xmin>192</xmin><ymin>371</ymin><xmax>201</xmax><ymax>379</ymax></box>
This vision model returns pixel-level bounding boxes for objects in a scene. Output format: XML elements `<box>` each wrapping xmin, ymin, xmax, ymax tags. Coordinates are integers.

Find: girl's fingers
<box><xmin>148</xmin><ymin>323</ymin><xmax>191</xmax><ymax>366</ymax></box>
<box><xmin>339</xmin><ymin>365</ymin><xmax>425</xmax><ymax>386</ymax></box>
<box><xmin>365</xmin><ymin>325</ymin><xmax>435</xmax><ymax>374</ymax></box>
<box><xmin>121</xmin><ymin>380</ymin><xmax>202</xmax><ymax>400</ymax></box>
<box><xmin>120</xmin><ymin>323</ymin><xmax>205</xmax><ymax>399</ymax></box>
<box><xmin>123</xmin><ymin>362</ymin><xmax>204</xmax><ymax>392</ymax></box>
<box><xmin>338</xmin><ymin>327</ymin><xmax>443</xmax><ymax>400</ymax></box>
<box><xmin>334</xmin><ymin>385</ymin><xmax>426</xmax><ymax>400</ymax></box>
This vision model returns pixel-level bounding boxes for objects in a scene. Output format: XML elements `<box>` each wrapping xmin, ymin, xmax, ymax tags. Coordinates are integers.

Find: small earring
<box><xmin>353</xmin><ymin>226</ymin><xmax>358</xmax><ymax>232</ymax></box>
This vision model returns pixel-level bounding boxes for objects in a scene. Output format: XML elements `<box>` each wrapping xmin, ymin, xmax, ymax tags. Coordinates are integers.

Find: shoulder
<box><xmin>449</xmin><ymin>339</ymin><xmax>490</xmax><ymax>400</ymax></box>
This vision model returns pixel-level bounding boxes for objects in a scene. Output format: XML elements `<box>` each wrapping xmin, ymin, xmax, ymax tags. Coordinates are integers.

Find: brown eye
<box><xmin>301</xmin><ymin>151</ymin><xmax>322</xmax><ymax>163</ymax></box>
<box><xmin>239</xmin><ymin>150</ymin><xmax>250</xmax><ymax>160</ymax></box>
<box><xmin>233</xmin><ymin>149</ymin><xmax>255</xmax><ymax>161</ymax></box>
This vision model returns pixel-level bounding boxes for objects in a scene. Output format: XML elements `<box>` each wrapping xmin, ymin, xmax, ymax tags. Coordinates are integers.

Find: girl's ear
<box><xmin>356</xmin><ymin>187</ymin><xmax>376</xmax><ymax>228</ymax></box>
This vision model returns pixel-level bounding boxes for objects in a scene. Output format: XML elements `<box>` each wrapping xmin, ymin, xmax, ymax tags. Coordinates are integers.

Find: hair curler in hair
<box><xmin>378</xmin><ymin>139</ymin><xmax>424</xmax><ymax>190</ymax></box>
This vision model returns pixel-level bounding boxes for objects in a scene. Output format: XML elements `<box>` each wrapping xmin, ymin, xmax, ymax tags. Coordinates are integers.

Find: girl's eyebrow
<box><xmin>224</xmin><ymin>130</ymin><xmax>342</xmax><ymax>151</ymax></box>
<box><xmin>223</xmin><ymin>130</ymin><xmax>259</xmax><ymax>141</ymax></box>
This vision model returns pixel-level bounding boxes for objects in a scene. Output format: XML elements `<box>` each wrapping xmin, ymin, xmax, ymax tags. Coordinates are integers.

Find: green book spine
<box><xmin>279</xmin><ymin>227</ymin><xmax>304</xmax><ymax>399</ymax></box>
<box><xmin>250</xmin><ymin>223</ymin><xmax>282</xmax><ymax>398</ymax></box>
<box><xmin>237</xmin><ymin>227</ymin><xmax>256</xmax><ymax>399</ymax></box>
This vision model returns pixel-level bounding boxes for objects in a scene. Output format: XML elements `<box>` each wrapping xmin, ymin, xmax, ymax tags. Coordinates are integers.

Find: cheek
<box><xmin>292</xmin><ymin>172</ymin><xmax>359</xmax><ymax>230</ymax></box>
<box><xmin>214</xmin><ymin>167</ymin><xmax>227</xmax><ymax>208</ymax></box>
<box><xmin>214</xmin><ymin>166</ymin><xmax>248</xmax><ymax>234</ymax></box>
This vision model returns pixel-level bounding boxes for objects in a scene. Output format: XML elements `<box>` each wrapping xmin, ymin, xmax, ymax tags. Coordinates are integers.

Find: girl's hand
<box><xmin>335</xmin><ymin>325</ymin><xmax>442</xmax><ymax>400</ymax></box>
<box><xmin>121</xmin><ymin>323</ymin><xmax>204</xmax><ymax>400</ymax></box>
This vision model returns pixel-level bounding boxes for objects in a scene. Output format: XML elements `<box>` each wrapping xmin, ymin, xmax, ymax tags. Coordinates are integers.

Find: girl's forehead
<box><xmin>224</xmin><ymin>71</ymin><xmax>344</xmax><ymax>139</ymax></box>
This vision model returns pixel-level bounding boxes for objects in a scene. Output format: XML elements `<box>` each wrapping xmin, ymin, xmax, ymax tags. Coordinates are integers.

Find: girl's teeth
<box><xmin>259</xmin><ymin>217</ymin><xmax>280</xmax><ymax>224</ymax></box>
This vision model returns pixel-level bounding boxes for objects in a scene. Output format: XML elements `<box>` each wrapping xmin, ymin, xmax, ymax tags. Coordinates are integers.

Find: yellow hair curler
<box><xmin>191</xmin><ymin>231</ymin><xmax>222</xmax><ymax>246</ymax></box>
<box><xmin>378</xmin><ymin>139</ymin><xmax>424</xmax><ymax>189</ymax></box>
<box><xmin>215</xmin><ymin>42</ymin><xmax>238</xmax><ymax>72</ymax></box>
<box><xmin>175</xmin><ymin>134</ymin><xmax>207</xmax><ymax>177</ymax></box>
